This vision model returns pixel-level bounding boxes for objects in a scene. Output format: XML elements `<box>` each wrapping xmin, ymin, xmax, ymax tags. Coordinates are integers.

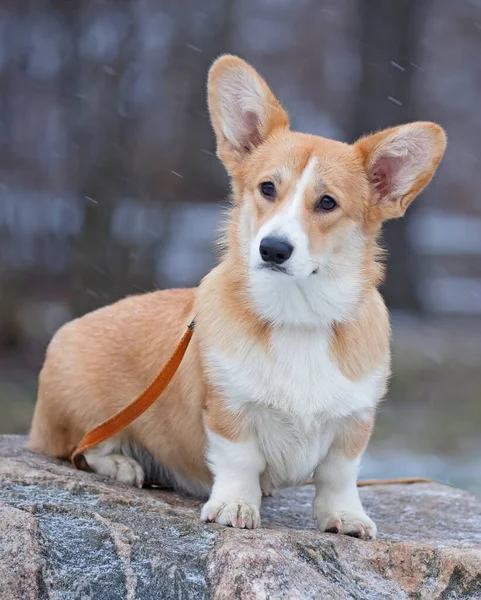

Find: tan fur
<box><xmin>30</xmin><ymin>289</ymin><xmax>212</xmax><ymax>485</ymax></box>
<box><xmin>332</xmin><ymin>412</ymin><xmax>375</xmax><ymax>460</ymax></box>
<box><xmin>330</xmin><ymin>289</ymin><xmax>391</xmax><ymax>381</ymax></box>
<box><xmin>196</xmin><ymin>263</ymin><xmax>271</xmax><ymax>354</ymax></box>
<box><xmin>203</xmin><ymin>386</ymin><xmax>247</xmax><ymax>442</ymax></box>
<box><xmin>356</xmin><ymin>122</ymin><xmax>447</xmax><ymax>221</ymax></box>
<box><xmin>30</xmin><ymin>55</ymin><xmax>446</xmax><ymax>489</ymax></box>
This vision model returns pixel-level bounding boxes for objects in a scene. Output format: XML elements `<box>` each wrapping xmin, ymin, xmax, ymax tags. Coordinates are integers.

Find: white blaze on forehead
<box><xmin>285</xmin><ymin>156</ymin><xmax>318</xmax><ymax>220</ymax></box>
<box><xmin>248</xmin><ymin>154</ymin><xmax>321</xmax><ymax>281</ymax></box>
<box><xmin>258</xmin><ymin>155</ymin><xmax>317</xmax><ymax>241</ymax></box>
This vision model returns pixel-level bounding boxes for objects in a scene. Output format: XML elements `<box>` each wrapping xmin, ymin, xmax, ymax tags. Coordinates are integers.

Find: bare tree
<box><xmin>353</xmin><ymin>0</ymin><xmax>429</xmax><ymax>311</ymax></box>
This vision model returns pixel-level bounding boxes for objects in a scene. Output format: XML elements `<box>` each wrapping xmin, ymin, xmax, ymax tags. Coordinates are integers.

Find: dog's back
<box><xmin>30</xmin><ymin>289</ymin><xmax>203</xmax><ymax>470</ymax></box>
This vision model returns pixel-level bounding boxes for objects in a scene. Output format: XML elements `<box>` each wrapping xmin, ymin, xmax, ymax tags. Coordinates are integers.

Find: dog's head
<box><xmin>208</xmin><ymin>56</ymin><xmax>446</xmax><ymax>326</ymax></box>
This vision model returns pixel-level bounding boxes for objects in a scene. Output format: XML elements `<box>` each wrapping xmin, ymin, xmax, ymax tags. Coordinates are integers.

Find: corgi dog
<box><xmin>30</xmin><ymin>55</ymin><xmax>446</xmax><ymax>538</ymax></box>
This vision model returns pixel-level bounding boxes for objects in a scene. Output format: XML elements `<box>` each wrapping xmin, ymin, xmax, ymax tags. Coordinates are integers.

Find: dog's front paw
<box><xmin>314</xmin><ymin>507</ymin><xmax>377</xmax><ymax>540</ymax></box>
<box><xmin>201</xmin><ymin>499</ymin><xmax>261</xmax><ymax>529</ymax></box>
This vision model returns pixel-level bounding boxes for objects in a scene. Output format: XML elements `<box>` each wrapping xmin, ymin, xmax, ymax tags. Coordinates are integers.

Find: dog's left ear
<box><xmin>208</xmin><ymin>55</ymin><xmax>289</xmax><ymax>174</ymax></box>
<box><xmin>355</xmin><ymin>122</ymin><xmax>447</xmax><ymax>220</ymax></box>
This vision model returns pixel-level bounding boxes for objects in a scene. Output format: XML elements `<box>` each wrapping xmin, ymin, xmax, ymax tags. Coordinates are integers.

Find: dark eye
<box><xmin>260</xmin><ymin>181</ymin><xmax>276</xmax><ymax>200</ymax></box>
<box><xmin>316</xmin><ymin>195</ymin><xmax>337</xmax><ymax>212</ymax></box>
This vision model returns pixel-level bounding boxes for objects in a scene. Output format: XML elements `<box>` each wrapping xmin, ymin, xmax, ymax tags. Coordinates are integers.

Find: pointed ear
<box><xmin>208</xmin><ymin>55</ymin><xmax>289</xmax><ymax>173</ymax></box>
<box><xmin>355</xmin><ymin>122</ymin><xmax>447</xmax><ymax>220</ymax></box>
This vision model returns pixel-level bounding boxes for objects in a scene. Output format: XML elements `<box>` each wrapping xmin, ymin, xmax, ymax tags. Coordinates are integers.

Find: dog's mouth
<box><xmin>259</xmin><ymin>264</ymin><xmax>290</xmax><ymax>275</ymax></box>
<box><xmin>257</xmin><ymin>265</ymin><xmax>320</xmax><ymax>277</ymax></box>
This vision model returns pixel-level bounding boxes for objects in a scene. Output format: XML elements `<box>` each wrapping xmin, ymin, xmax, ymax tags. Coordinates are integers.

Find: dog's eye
<box><xmin>316</xmin><ymin>195</ymin><xmax>337</xmax><ymax>212</ymax></box>
<box><xmin>260</xmin><ymin>181</ymin><xmax>276</xmax><ymax>200</ymax></box>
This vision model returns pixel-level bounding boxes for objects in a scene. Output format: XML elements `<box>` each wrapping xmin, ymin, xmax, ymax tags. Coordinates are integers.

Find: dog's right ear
<box><xmin>208</xmin><ymin>55</ymin><xmax>289</xmax><ymax>174</ymax></box>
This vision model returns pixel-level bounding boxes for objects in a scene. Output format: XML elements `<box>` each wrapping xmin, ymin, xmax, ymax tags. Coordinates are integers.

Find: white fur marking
<box><xmin>201</xmin><ymin>429</ymin><xmax>265</xmax><ymax>528</ymax></box>
<box><xmin>313</xmin><ymin>450</ymin><xmax>377</xmax><ymax>539</ymax></box>
<box><xmin>204</xmin><ymin>322</ymin><xmax>387</xmax><ymax>490</ymax></box>
<box><xmin>249</xmin><ymin>156</ymin><xmax>317</xmax><ymax>280</ymax></box>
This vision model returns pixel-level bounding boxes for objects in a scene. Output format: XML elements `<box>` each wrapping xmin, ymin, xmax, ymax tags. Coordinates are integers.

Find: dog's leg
<box><xmin>201</xmin><ymin>431</ymin><xmax>265</xmax><ymax>529</ymax></box>
<box><xmin>312</xmin><ymin>451</ymin><xmax>376</xmax><ymax>539</ymax></box>
<box><xmin>312</xmin><ymin>419</ymin><xmax>376</xmax><ymax>540</ymax></box>
<box><xmin>83</xmin><ymin>439</ymin><xmax>145</xmax><ymax>488</ymax></box>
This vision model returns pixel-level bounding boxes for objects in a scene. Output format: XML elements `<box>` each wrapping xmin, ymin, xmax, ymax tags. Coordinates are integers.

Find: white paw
<box><xmin>314</xmin><ymin>508</ymin><xmax>377</xmax><ymax>540</ymax></box>
<box><xmin>201</xmin><ymin>499</ymin><xmax>261</xmax><ymax>529</ymax></box>
<box><xmin>86</xmin><ymin>453</ymin><xmax>145</xmax><ymax>488</ymax></box>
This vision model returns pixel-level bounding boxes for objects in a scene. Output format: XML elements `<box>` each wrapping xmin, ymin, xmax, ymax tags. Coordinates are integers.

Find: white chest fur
<box><xmin>204</xmin><ymin>325</ymin><xmax>385</xmax><ymax>487</ymax></box>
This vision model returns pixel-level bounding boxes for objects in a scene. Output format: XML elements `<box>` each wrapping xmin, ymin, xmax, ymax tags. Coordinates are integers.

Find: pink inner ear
<box><xmin>240</xmin><ymin>110</ymin><xmax>261</xmax><ymax>152</ymax></box>
<box><xmin>371</xmin><ymin>155</ymin><xmax>405</xmax><ymax>199</ymax></box>
<box><xmin>372</xmin><ymin>169</ymin><xmax>388</xmax><ymax>193</ymax></box>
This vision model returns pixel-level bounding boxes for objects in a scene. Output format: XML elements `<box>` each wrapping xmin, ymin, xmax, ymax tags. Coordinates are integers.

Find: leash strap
<box><xmin>301</xmin><ymin>477</ymin><xmax>432</xmax><ymax>487</ymax></box>
<box><xmin>357</xmin><ymin>477</ymin><xmax>432</xmax><ymax>486</ymax></box>
<box><xmin>71</xmin><ymin>318</ymin><xmax>195</xmax><ymax>470</ymax></box>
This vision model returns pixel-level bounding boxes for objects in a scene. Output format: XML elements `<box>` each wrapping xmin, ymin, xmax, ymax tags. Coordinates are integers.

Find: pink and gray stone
<box><xmin>0</xmin><ymin>435</ymin><xmax>480</xmax><ymax>599</ymax></box>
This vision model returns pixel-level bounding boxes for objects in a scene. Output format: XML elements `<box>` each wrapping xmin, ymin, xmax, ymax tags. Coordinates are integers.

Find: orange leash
<box><xmin>357</xmin><ymin>477</ymin><xmax>432</xmax><ymax>486</ymax></box>
<box><xmin>71</xmin><ymin>316</ymin><xmax>432</xmax><ymax>489</ymax></box>
<box><xmin>71</xmin><ymin>318</ymin><xmax>195</xmax><ymax>470</ymax></box>
<box><xmin>304</xmin><ymin>477</ymin><xmax>432</xmax><ymax>487</ymax></box>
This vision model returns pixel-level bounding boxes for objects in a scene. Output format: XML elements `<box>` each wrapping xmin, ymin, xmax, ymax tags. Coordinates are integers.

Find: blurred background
<box><xmin>1</xmin><ymin>0</ymin><xmax>480</xmax><ymax>493</ymax></box>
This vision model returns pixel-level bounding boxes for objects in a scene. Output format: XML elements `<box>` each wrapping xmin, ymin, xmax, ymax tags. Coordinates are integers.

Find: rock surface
<box><xmin>1</xmin><ymin>435</ymin><xmax>481</xmax><ymax>599</ymax></box>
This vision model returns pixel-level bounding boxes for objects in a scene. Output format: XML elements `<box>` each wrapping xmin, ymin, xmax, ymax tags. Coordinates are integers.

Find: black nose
<box><xmin>259</xmin><ymin>236</ymin><xmax>294</xmax><ymax>265</ymax></box>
